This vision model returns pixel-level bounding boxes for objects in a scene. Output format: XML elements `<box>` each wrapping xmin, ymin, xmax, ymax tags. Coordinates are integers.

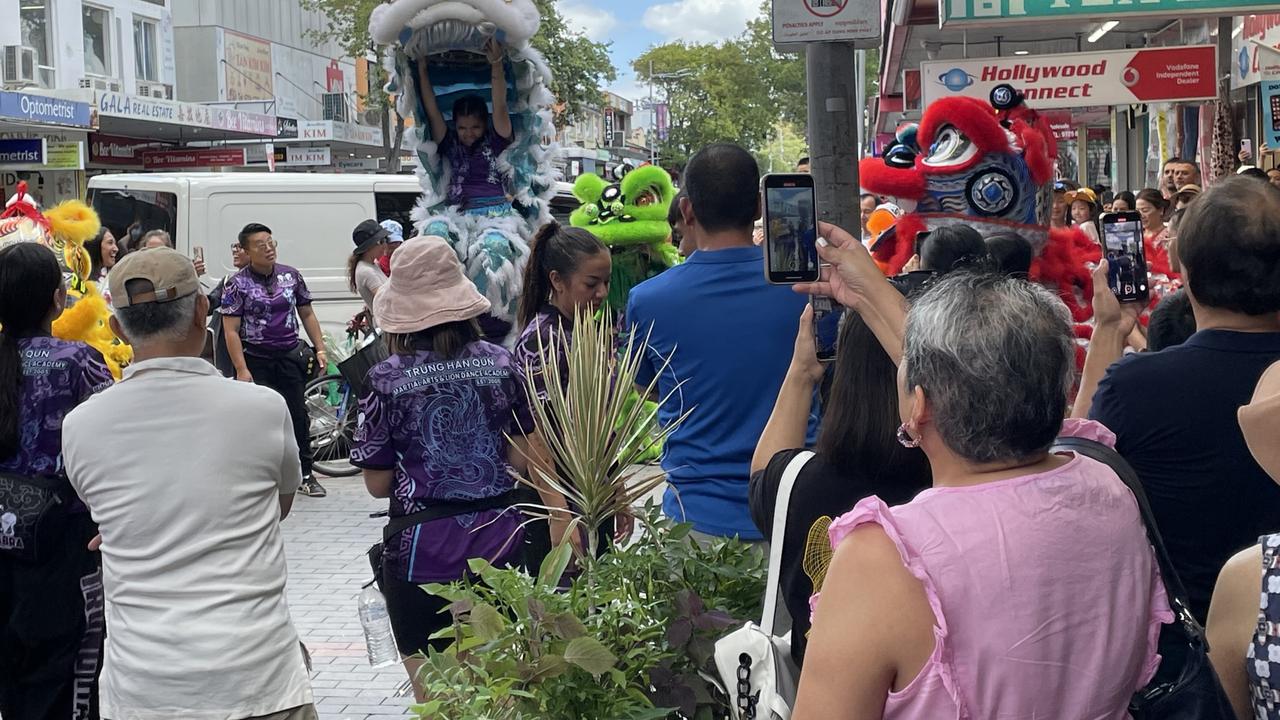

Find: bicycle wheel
<box><xmin>305</xmin><ymin>373</ymin><xmax>361</xmax><ymax>478</ymax></box>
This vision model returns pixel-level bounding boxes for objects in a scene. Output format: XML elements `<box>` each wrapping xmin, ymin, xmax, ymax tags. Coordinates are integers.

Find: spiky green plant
<box><xmin>513</xmin><ymin>306</ymin><xmax>692</xmax><ymax>564</ymax></box>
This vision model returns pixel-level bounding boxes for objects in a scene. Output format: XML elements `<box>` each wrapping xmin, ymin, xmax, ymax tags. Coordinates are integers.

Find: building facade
<box><xmin>0</xmin><ymin>0</ymin><xmax>387</xmax><ymax>206</ymax></box>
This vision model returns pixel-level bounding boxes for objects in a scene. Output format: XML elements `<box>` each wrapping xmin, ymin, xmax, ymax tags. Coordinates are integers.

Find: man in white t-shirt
<box><xmin>63</xmin><ymin>249</ymin><xmax>314</xmax><ymax>720</ymax></box>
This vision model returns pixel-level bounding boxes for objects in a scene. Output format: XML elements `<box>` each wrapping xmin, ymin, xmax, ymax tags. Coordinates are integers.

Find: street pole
<box><xmin>649</xmin><ymin>60</ymin><xmax>656</xmax><ymax>165</ymax></box>
<box><xmin>806</xmin><ymin>42</ymin><xmax>860</xmax><ymax>234</ymax></box>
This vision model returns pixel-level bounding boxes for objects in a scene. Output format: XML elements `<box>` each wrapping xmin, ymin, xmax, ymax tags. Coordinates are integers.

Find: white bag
<box><xmin>713</xmin><ymin>450</ymin><xmax>814</xmax><ymax>720</ymax></box>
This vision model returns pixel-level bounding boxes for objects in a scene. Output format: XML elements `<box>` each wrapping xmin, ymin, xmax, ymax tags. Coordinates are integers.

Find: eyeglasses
<box><xmin>250</xmin><ymin>239</ymin><xmax>278</xmax><ymax>251</ymax></box>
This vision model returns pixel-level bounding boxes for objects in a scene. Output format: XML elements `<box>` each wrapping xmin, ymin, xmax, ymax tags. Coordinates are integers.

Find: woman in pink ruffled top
<box><xmin>790</xmin><ymin>225</ymin><xmax>1172</xmax><ymax>719</ymax></box>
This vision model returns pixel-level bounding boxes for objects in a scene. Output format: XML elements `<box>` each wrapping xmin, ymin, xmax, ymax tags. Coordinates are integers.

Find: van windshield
<box><xmin>88</xmin><ymin>188</ymin><xmax>177</xmax><ymax>248</ymax></box>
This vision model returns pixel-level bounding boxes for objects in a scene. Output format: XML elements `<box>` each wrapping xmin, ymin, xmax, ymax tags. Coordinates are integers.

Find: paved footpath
<box><xmin>283</xmin><ymin>477</ymin><xmax>413</xmax><ymax>720</ymax></box>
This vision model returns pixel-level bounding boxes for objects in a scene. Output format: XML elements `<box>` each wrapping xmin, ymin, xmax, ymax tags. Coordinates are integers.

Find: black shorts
<box><xmin>382</xmin><ymin>572</ymin><xmax>453</xmax><ymax>657</ymax></box>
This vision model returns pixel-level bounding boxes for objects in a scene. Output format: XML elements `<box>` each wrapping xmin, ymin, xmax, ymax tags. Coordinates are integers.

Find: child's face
<box><xmin>456</xmin><ymin>114</ymin><xmax>487</xmax><ymax>148</ymax></box>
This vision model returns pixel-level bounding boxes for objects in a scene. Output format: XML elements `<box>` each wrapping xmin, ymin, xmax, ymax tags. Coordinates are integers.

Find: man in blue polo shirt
<box><xmin>627</xmin><ymin>143</ymin><xmax>816</xmax><ymax>541</ymax></box>
<box><xmin>1090</xmin><ymin>176</ymin><xmax>1280</xmax><ymax>622</ymax></box>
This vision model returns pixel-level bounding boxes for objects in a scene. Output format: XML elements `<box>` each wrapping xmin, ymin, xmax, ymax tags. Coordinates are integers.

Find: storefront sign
<box><xmin>0</xmin><ymin>92</ymin><xmax>93</xmax><ymax>128</ymax></box>
<box><xmin>142</xmin><ymin>147</ymin><xmax>246</xmax><ymax>170</ymax></box>
<box><xmin>1264</xmin><ymin>80</ymin><xmax>1280</xmax><ymax>151</ymax></box>
<box><xmin>772</xmin><ymin>0</ymin><xmax>879</xmax><ymax>46</ymax></box>
<box><xmin>43</xmin><ymin>141</ymin><xmax>84</xmax><ymax>170</ymax></box>
<box><xmin>222</xmin><ymin>30</ymin><xmax>274</xmax><ymax>102</ymax></box>
<box><xmin>291</xmin><ymin>120</ymin><xmax>382</xmax><ymax>146</ymax></box>
<box><xmin>98</xmin><ymin>93</ymin><xmax>275</xmax><ymax>137</ymax></box>
<box><xmin>89</xmin><ymin>134</ymin><xmax>165</xmax><ymax>165</ymax></box>
<box><xmin>941</xmin><ymin>0</ymin><xmax>1280</xmax><ymax>26</ymax></box>
<box><xmin>1233</xmin><ymin>14</ymin><xmax>1280</xmax><ymax>89</ymax></box>
<box><xmin>922</xmin><ymin>46</ymin><xmax>1216</xmax><ymax>110</ymax></box>
<box><xmin>0</xmin><ymin>139</ymin><xmax>45</xmax><ymax>165</ymax></box>
<box><xmin>333</xmin><ymin>157</ymin><xmax>380</xmax><ymax>172</ymax></box>
<box><xmin>247</xmin><ymin>145</ymin><xmax>334</xmax><ymax>167</ymax></box>
<box><xmin>276</xmin><ymin>116</ymin><xmax>299</xmax><ymax>139</ymax></box>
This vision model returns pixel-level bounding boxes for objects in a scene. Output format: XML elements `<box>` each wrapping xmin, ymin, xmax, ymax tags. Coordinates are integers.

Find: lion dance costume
<box><xmin>862</xmin><ymin>84</ymin><xmax>1101</xmax><ymax>324</ymax></box>
<box><xmin>372</xmin><ymin>0</ymin><xmax>558</xmax><ymax>341</ymax></box>
<box><xmin>570</xmin><ymin>164</ymin><xmax>680</xmax><ymax>312</ymax></box>
<box><xmin>0</xmin><ymin>182</ymin><xmax>131</xmax><ymax>377</ymax></box>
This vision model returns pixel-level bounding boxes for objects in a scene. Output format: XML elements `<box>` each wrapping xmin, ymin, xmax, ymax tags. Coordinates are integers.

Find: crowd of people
<box><xmin>2</xmin><ymin>135</ymin><xmax>1279</xmax><ymax>720</ymax></box>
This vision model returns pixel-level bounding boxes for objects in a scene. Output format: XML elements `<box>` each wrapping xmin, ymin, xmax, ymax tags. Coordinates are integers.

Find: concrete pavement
<box><xmin>283</xmin><ymin>477</ymin><xmax>413</xmax><ymax>720</ymax></box>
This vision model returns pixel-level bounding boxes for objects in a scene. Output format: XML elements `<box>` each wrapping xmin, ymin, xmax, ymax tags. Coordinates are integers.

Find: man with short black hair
<box><xmin>795</xmin><ymin>156</ymin><xmax>810</xmax><ymax>173</ymax></box>
<box><xmin>627</xmin><ymin>143</ymin><xmax>816</xmax><ymax>541</ymax></box>
<box><xmin>1172</xmin><ymin>159</ymin><xmax>1200</xmax><ymax>193</ymax></box>
<box><xmin>1090</xmin><ymin>176</ymin><xmax>1280</xmax><ymax>621</ymax></box>
<box><xmin>63</xmin><ymin>248</ymin><xmax>315</xmax><ymax>720</ymax></box>
<box><xmin>859</xmin><ymin>193</ymin><xmax>877</xmax><ymax>241</ymax></box>
<box><xmin>222</xmin><ymin>223</ymin><xmax>328</xmax><ymax>497</ymax></box>
<box><xmin>1160</xmin><ymin>157</ymin><xmax>1183</xmax><ymax>198</ymax></box>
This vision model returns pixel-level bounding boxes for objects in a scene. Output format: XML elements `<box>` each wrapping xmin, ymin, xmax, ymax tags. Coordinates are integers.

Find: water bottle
<box><xmin>358</xmin><ymin>583</ymin><xmax>399</xmax><ymax>668</ymax></box>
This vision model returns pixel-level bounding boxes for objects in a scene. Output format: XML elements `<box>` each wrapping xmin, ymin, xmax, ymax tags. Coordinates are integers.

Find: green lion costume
<box><xmin>569</xmin><ymin>164</ymin><xmax>680</xmax><ymax>311</ymax></box>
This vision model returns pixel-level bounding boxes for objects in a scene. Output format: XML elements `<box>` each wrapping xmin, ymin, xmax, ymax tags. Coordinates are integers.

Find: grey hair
<box><xmin>903</xmin><ymin>273</ymin><xmax>1074</xmax><ymax>463</ymax></box>
<box><xmin>140</xmin><ymin>229</ymin><xmax>172</xmax><ymax>248</ymax></box>
<box><xmin>115</xmin><ymin>284</ymin><xmax>198</xmax><ymax>344</ymax></box>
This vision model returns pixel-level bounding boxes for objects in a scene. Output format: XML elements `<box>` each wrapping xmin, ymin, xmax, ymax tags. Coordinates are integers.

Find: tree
<box><xmin>300</xmin><ymin>0</ymin><xmax>406</xmax><ymax>172</ymax></box>
<box><xmin>634</xmin><ymin>1</ymin><xmax>806</xmax><ymax>168</ymax></box>
<box><xmin>531</xmin><ymin>0</ymin><xmax>618</xmax><ymax>129</ymax></box>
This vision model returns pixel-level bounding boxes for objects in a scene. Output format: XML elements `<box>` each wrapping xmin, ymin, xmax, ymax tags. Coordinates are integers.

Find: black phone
<box><xmin>811</xmin><ymin>295</ymin><xmax>843</xmax><ymax>362</ymax></box>
<box><xmin>1099</xmin><ymin>211</ymin><xmax>1149</xmax><ymax>303</ymax></box>
<box><xmin>762</xmin><ymin>173</ymin><xmax>819</xmax><ymax>284</ymax></box>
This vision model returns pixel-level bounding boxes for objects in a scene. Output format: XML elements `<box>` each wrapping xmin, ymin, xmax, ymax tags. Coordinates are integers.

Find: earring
<box><xmin>896</xmin><ymin>424</ymin><xmax>921</xmax><ymax>448</ymax></box>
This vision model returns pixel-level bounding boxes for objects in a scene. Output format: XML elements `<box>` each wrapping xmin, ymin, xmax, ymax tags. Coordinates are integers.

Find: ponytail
<box><xmin>0</xmin><ymin>243</ymin><xmax>63</xmax><ymax>459</ymax></box>
<box><xmin>347</xmin><ymin>253</ymin><xmax>361</xmax><ymax>293</ymax></box>
<box><xmin>517</xmin><ymin>221</ymin><xmax>608</xmax><ymax>328</ymax></box>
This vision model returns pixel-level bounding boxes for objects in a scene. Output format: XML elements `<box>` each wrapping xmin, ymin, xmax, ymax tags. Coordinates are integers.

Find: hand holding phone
<box><xmin>811</xmin><ymin>295</ymin><xmax>844</xmax><ymax>362</ymax></box>
<box><xmin>1099</xmin><ymin>212</ymin><xmax>1149</xmax><ymax>303</ymax></box>
<box><xmin>763</xmin><ymin>173</ymin><xmax>819</xmax><ymax>284</ymax></box>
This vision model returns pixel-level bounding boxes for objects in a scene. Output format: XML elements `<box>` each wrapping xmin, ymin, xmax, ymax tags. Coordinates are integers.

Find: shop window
<box><xmin>19</xmin><ymin>0</ymin><xmax>55</xmax><ymax>89</ymax></box>
<box><xmin>134</xmin><ymin>17</ymin><xmax>159</xmax><ymax>82</ymax></box>
<box><xmin>83</xmin><ymin>5</ymin><xmax>114</xmax><ymax>78</ymax></box>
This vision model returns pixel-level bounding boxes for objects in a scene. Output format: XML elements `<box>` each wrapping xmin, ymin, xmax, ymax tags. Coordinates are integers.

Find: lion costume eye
<box><xmin>923</xmin><ymin>126</ymin><xmax>977</xmax><ymax>169</ymax></box>
<box><xmin>633</xmin><ymin>189</ymin><xmax>659</xmax><ymax>207</ymax></box>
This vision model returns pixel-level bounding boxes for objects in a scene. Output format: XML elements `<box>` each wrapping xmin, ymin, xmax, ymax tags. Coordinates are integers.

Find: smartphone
<box><xmin>1242</xmin><ymin>138</ymin><xmax>1253</xmax><ymax>157</ymax></box>
<box><xmin>1099</xmin><ymin>212</ymin><xmax>1149</xmax><ymax>303</ymax></box>
<box><xmin>192</xmin><ymin>245</ymin><xmax>204</xmax><ymax>264</ymax></box>
<box><xmin>811</xmin><ymin>295</ymin><xmax>844</xmax><ymax>362</ymax></box>
<box><xmin>762</xmin><ymin>173</ymin><xmax>819</xmax><ymax>284</ymax></box>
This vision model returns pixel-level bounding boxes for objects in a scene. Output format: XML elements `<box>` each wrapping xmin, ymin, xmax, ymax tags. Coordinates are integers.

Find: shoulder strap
<box><xmin>1050</xmin><ymin>436</ymin><xmax>1200</xmax><ymax>632</ymax></box>
<box><xmin>762</xmin><ymin>450</ymin><xmax>815</xmax><ymax>635</ymax></box>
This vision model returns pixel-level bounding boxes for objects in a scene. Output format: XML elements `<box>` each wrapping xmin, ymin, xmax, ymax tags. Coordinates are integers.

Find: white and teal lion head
<box><xmin>370</xmin><ymin>0</ymin><xmax>542</xmax><ymax>56</ymax></box>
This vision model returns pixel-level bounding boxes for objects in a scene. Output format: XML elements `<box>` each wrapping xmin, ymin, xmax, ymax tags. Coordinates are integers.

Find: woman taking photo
<box><xmin>791</xmin><ymin>226</ymin><xmax>1170</xmax><ymax>719</ymax></box>
<box><xmin>85</xmin><ymin>226</ymin><xmax>118</xmax><ymax>283</ymax></box>
<box><xmin>512</xmin><ymin>222</ymin><xmax>616</xmax><ymax>564</ymax></box>
<box><xmin>351</xmin><ymin>235</ymin><xmax>531</xmax><ymax>702</ymax></box>
<box><xmin>0</xmin><ymin>242</ymin><xmax>113</xmax><ymax>719</ymax></box>
<box><xmin>749</xmin><ymin>302</ymin><xmax>930</xmax><ymax>666</ymax></box>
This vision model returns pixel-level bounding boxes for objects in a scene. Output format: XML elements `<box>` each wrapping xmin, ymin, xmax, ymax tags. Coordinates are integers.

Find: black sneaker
<box><xmin>298</xmin><ymin>476</ymin><xmax>327</xmax><ymax>498</ymax></box>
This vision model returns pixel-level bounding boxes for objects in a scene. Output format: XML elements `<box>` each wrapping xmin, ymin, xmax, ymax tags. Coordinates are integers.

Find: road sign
<box><xmin>771</xmin><ymin>0</ymin><xmax>879</xmax><ymax>47</ymax></box>
<box><xmin>941</xmin><ymin>0</ymin><xmax>1280</xmax><ymax>27</ymax></box>
<box><xmin>922</xmin><ymin>46</ymin><xmax>1216</xmax><ymax>110</ymax></box>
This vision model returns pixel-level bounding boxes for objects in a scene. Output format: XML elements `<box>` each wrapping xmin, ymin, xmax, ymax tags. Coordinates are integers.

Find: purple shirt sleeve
<box><xmin>75</xmin><ymin>348</ymin><xmax>114</xmax><ymax>401</ymax></box>
<box><xmin>351</xmin><ymin>387</ymin><xmax>395</xmax><ymax>470</ymax></box>
<box><xmin>293</xmin><ymin>270</ymin><xmax>312</xmax><ymax>307</ymax></box>
<box><xmin>219</xmin><ymin>276</ymin><xmax>244</xmax><ymax>317</ymax></box>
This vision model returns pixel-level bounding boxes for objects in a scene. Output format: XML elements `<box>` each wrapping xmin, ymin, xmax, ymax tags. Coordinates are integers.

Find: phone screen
<box><xmin>812</xmin><ymin>295</ymin><xmax>843</xmax><ymax>362</ymax></box>
<box><xmin>1100</xmin><ymin>212</ymin><xmax>1149</xmax><ymax>303</ymax></box>
<box><xmin>763</xmin><ymin>174</ymin><xmax>819</xmax><ymax>283</ymax></box>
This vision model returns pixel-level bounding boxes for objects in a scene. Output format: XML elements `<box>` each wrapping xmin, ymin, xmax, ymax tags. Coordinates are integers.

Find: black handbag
<box><xmin>1050</xmin><ymin>437</ymin><xmax>1235</xmax><ymax>720</ymax></box>
<box><xmin>0</xmin><ymin>472</ymin><xmax>70</xmax><ymax>563</ymax></box>
<box><xmin>338</xmin><ymin>332</ymin><xmax>388</xmax><ymax>397</ymax></box>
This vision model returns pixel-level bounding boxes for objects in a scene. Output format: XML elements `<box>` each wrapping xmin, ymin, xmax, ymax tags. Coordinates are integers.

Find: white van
<box><xmin>87</xmin><ymin>173</ymin><xmax>578</xmax><ymax>340</ymax></box>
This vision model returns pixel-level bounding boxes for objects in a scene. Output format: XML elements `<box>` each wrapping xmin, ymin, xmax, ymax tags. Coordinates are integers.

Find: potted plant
<box><xmin>411</xmin><ymin>308</ymin><xmax>765</xmax><ymax>719</ymax></box>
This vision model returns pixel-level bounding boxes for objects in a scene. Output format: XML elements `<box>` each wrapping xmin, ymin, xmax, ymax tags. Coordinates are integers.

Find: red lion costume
<box><xmin>862</xmin><ymin>85</ymin><xmax>1100</xmax><ymax>323</ymax></box>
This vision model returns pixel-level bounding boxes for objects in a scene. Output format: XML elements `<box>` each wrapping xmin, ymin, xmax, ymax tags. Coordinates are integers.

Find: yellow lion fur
<box><xmin>42</xmin><ymin>200</ymin><xmax>132</xmax><ymax>378</ymax></box>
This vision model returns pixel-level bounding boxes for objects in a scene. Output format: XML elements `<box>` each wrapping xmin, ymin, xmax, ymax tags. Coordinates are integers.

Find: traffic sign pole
<box><xmin>806</xmin><ymin>42</ymin><xmax>861</xmax><ymax>236</ymax></box>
